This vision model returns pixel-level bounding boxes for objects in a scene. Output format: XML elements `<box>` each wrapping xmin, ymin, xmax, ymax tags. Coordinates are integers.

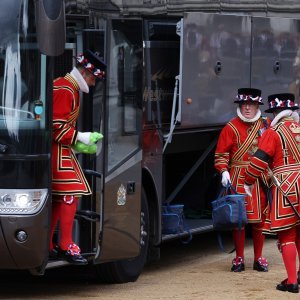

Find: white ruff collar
<box><xmin>271</xmin><ymin>109</ymin><xmax>300</xmax><ymax>127</ymax></box>
<box><xmin>70</xmin><ymin>67</ymin><xmax>89</xmax><ymax>93</ymax></box>
<box><xmin>237</xmin><ymin>107</ymin><xmax>261</xmax><ymax>123</ymax></box>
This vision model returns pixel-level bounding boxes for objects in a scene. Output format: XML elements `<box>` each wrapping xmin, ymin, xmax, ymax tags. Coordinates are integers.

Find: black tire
<box><xmin>94</xmin><ymin>188</ymin><xmax>149</xmax><ymax>283</ymax></box>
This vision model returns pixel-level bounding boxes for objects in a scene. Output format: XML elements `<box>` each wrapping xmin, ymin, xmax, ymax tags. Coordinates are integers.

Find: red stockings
<box><xmin>233</xmin><ymin>228</ymin><xmax>245</xmax><ymax>259</ymax></box>
<box><xmin>278</xmin><ymin>227</ymin><xmax>297</xmax><ymax>284</ymax></box>
<box><xmin>49</xmin><ymin>196</ymin><xmax>79</xmax><ymax>251</ymax></box>
<box><xmin>252</xmin><ymin>223</ymin><xmax>265</xmax><ymax>261</ymax></box>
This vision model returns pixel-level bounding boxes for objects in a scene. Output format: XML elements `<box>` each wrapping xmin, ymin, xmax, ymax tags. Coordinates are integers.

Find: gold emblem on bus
<box><xmin>117</xmin><ymin>184</ymin><xmax>126</xmax><ymax>206</ymax></box>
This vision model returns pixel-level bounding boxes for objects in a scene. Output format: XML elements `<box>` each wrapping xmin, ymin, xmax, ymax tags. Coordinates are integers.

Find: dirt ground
<box><xmin>0</xmin><ymin>232</ymin><xmax>299</xmax><ymax>300</ymax></box>
<box><xmin>115</xmin><ymin>233</ymin><xmax>298</xmax><ymax>300</ymax></box>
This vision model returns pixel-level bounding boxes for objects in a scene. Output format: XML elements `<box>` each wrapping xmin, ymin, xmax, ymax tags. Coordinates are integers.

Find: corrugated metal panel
<box><xmin>267</xmin><ymin>0</ymin><xmax>300</xmax><ymax>17</ymax></box>
<box><xmin>167</xmin><ymin>0</ymin><xmax>220</xmax><ymax>13</ymax></box>
<box><xmin>220</xmin><ymin>0</ymin><xmax>266</xmax><ymax>14</ymax></box>
<box><xmin>90</xmin><ymin>0</ymin><xmax>300</xmax><ymax>17</ymax></box>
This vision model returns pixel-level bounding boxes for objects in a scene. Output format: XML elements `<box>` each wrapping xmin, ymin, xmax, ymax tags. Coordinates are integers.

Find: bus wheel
<box><xmin>94</xmin><ymin>187</ymin><xmax>149</xmax><ymax>283</ymax></box>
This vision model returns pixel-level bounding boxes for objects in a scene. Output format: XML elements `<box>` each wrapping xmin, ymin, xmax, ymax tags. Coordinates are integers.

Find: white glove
<box><xmin>77</xmin><ymin>131</ymin><xmax>91</xmax><ymax>145</ymax></box>
<box><xmin>244</xmin><ymin>184</ymin><xmax>253</xmax><ymax>197</ymax></box>
<box><xmin>221</xmin><ymin>171</ymin><xmax>231</xmax><ymax>187</ymax></box>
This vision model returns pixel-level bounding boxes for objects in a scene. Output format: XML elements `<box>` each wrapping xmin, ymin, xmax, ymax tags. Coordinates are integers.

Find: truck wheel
<box><xmin>94</xmin><ymin>188</ymin><xmax>149</xmax><ymax>283</ymax></box>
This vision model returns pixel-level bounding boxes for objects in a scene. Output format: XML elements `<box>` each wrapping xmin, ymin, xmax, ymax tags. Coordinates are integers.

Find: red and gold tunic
<box><xmin>52</xmin><ymin>74</ymin><xmax>91</xmax><ymax>196</ymax></box>
<box><xmin>215</xmin><ymin>116</ymin><xmax>270</xmax><ymax>222</ymax></box>
<box><xmin>245</xmin><ymin>117</ymin><xmax>300</xmax><ymax>233</ymax></box>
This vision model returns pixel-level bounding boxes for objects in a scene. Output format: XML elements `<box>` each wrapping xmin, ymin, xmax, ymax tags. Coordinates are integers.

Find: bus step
<box><xmin>75</xmin><ymin>210</ymin><xmax>100</xmax><ymax>222</ymax></box>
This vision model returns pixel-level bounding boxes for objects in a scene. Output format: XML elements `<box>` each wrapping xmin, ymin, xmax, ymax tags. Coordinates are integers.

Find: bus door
<box><xmin>180</xmin><ymin>12</ymin><xmax>251</xmax><ymax>128</ymax></box>
<box><xmin>72</xmin><ymin>28</ymin><xmax>106</xmax><ymax>258</ymax></box>
<box><xmin>92</xmin><ymin>19</ymin><xmax>143</xmax><ymax>262</ymax></box>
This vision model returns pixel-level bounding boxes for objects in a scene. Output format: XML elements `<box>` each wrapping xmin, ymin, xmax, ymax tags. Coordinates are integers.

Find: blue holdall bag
<box><xmin>162</xmin><ymin>204</ymin><xmax>192</xmax><ymax>244</ymax></box>
<box><xmin>162</xmin><ymin>204</ymin><xmax>184</xmax><ymax>234</ymax></box>
<box><xmin>211</xmin><ymin>184</ymin><xmax>248</xmax><ymax>231</ymax></box>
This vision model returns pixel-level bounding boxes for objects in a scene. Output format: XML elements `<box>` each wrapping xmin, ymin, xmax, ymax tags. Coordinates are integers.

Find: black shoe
<box><xmin>58</xmin><ymin>243</ymin><xmax>88</xmax><ymax>265</ymax></box>
<box><xmin>276</xmin><ymin>279</ymin><xmax>299</xmax><ymax>293</ymax></box>
<box><xmin>59</xmin><ymin>250</ymin><xmax>88</xmax><ymax>265</ymax></box>
<box><xmin>253</xmin><ymin>257</ymin><xmax>268</xmax><ymax>272</ymax></box>
<box><xmin>48</xmin><ymin>245</ymin><xmax>59</xmax><ymax>260</ymax></box>
<box><xmin>231</xmin><ymin>263</ymin><xmax>245</xmax><ymax>272</ymax></box>
<box><xmin>231</xmin><ymin>257</ymin><xmax>245</xmax><ymax>272</ymax></box>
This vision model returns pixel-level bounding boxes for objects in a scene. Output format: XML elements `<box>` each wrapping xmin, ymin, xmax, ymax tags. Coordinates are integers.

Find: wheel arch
<box><xmin>142</xmin><ymin>167</ymin><xmax>161</xmax><ymax>247</ymax></box>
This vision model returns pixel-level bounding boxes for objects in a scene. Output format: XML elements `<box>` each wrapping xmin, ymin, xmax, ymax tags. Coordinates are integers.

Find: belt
<box><xmin>272</xmin><ymin>164</ymin><xmax>300</xmax><ymax>175</ymax></box>
<box><xmin>230</xmin><ymin>160</ymin><xmax>250</xmax><ymax>168</ymax></box>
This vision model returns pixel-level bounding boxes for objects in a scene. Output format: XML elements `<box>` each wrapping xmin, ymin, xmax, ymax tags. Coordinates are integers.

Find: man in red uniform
<box><xmin>49</xmin><ymin>50</ymin><xmax>106</xmax><ymax>264</ymax></box>
<box><xmin>215</xmin><ymin>88</ymin><xmax>270</xmax><ymax>272</ymax></box>
<box><xmin>244</xmin><ymin>93</ymin><xmax>300</xmax><ymax>293</ymax></box>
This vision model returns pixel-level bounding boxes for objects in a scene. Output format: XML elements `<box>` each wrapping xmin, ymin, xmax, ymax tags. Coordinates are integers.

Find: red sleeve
<box><xmin>244</xmin><ymin>129</ymin><xmax>275</xmax><ymax>185</ymax></box>
<box><xmin>52</xmin><ymin>88</ymin><xmax>77</xmax><ymax>146</ymax></box>
<box><xmin>244</xmin><ymin>156</ymin><xmax>269</xmax><ymax>185</ymax></box>
<box><xmin>214</xmin><ymin>124</ymin><xmax>234</xmax><ymax>174</ymax></box>
<box><xmin>257</xmin><ymin>129</ymin><xmax>277</xmax><ymax>158</ymax></box>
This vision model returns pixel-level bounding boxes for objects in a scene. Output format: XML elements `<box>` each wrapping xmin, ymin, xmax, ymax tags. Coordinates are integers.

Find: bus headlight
<box><xmin>0</xmin><ymin>189</ymin><xmax>48</xmax><ymax>214</ymax></box>
<box><xmin>15</xmin><ymin>194</ymin><xmax>31</xmax><ymax>207</ymax></box>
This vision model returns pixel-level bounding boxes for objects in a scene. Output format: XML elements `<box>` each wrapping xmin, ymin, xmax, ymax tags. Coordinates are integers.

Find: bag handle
<box><xmin>217</xmin><ymin>183</ymin><xmax>238</xmax><ymax>199</ymax></box>
<box><xmin>217</xmin><ymin>233</ymin><xmax>235</xmax><ymax>254</ymax></box>
<box><xmin>179</xmin><ymin>215</ymin><xmax>192</xmax><ymax>244</ymax></box>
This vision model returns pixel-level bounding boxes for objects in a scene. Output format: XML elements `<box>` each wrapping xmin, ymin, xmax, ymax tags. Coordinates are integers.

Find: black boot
<box><xmin>276</xmin><ymin>279</ymin><xmax>299</xmax><ymax>293</ymax></box>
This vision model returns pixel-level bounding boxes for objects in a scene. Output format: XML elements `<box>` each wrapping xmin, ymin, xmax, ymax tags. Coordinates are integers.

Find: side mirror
<box><xmin>35</xmin><ymin>0</ymin><xmax>66</xmax><ymax>56</ymax></box>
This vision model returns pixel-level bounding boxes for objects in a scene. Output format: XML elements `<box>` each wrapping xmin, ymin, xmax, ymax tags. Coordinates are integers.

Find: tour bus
<box><xmin>1</xmin><ymin>0</ymin><xmax>300</xmax><ymax>283</ymax></box>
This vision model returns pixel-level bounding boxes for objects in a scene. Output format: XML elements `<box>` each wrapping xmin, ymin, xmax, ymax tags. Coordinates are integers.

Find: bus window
<box><xmin>106</xmin><ymin>20</ymin><xmax>142</xmax><ymax>172</ymax></box>
<box><xmin>0</xmin><ymin>0</ymin><xmax>48</xmax><ymax>155</ymax></box>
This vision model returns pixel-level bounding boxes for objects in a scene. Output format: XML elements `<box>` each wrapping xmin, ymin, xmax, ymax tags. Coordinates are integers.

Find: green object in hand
<box><xmin>90</xmin><ymin>132</ymin><xmax>103</xmax><ymax>143</ymax></box>
<box><xmin>86</xmin><ymin>143</ymin><xmax>97</xmax><ymax>154</ymax></box>
<box><xmin>72</xmin><ymin>141</ymin><xmax>88</xmax><ymax>153</ymax></box>
<box><xmin>72</xmin><ymin>141</ymin><xmax>97</xmax><ymax>154</ymax></box>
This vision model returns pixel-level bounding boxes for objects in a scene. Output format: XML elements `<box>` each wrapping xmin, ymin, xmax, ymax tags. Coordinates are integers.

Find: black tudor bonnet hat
<box><xmin>234</xmin><ymin>88</ymin><xmax>264</xmax><ymax>105</ymax></box>
<box><xmin>265</xmin><ymin>93</ymin><xmax>298</xmax><ymax>113</ymax></box>
<box><xmin>76</xmin><ymin>50</ymin><xmax>106</xmax><ymax>79</ymax></box>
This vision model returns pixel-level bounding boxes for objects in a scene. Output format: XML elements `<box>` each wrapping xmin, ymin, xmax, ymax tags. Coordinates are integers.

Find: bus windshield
<box><xmin>0</xmin><ymin>0</ymin><xmax>48</xmax><ymax>155</ymax></box>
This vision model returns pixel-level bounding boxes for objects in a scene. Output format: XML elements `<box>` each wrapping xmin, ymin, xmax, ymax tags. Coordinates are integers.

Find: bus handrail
<box><xmin>0</xmin><ymin>106</ymin><xmax>34</xmax><ymax>119</ymax></box>
<box><xmin>163</xmin><ymin>74</ymin><xmax>180</xmax><ymax>153</ymax></box>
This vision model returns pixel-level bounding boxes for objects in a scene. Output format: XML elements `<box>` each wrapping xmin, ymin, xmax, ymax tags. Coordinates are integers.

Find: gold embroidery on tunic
<box><xmin>289</xmin><ymin>123</ymin><xmax>300</xmax><ymax>133</ymax></box>
<box><xmin>282</xmin><ymin>149</ymin><xmax>289</xmax><ymax>157</ymax></box>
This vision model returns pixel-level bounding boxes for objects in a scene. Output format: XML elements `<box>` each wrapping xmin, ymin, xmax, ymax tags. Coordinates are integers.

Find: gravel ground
<box><xmin>0</xmin><ymin>232</ymin><xmax>298</xmax><ymax>300</ymax></box>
